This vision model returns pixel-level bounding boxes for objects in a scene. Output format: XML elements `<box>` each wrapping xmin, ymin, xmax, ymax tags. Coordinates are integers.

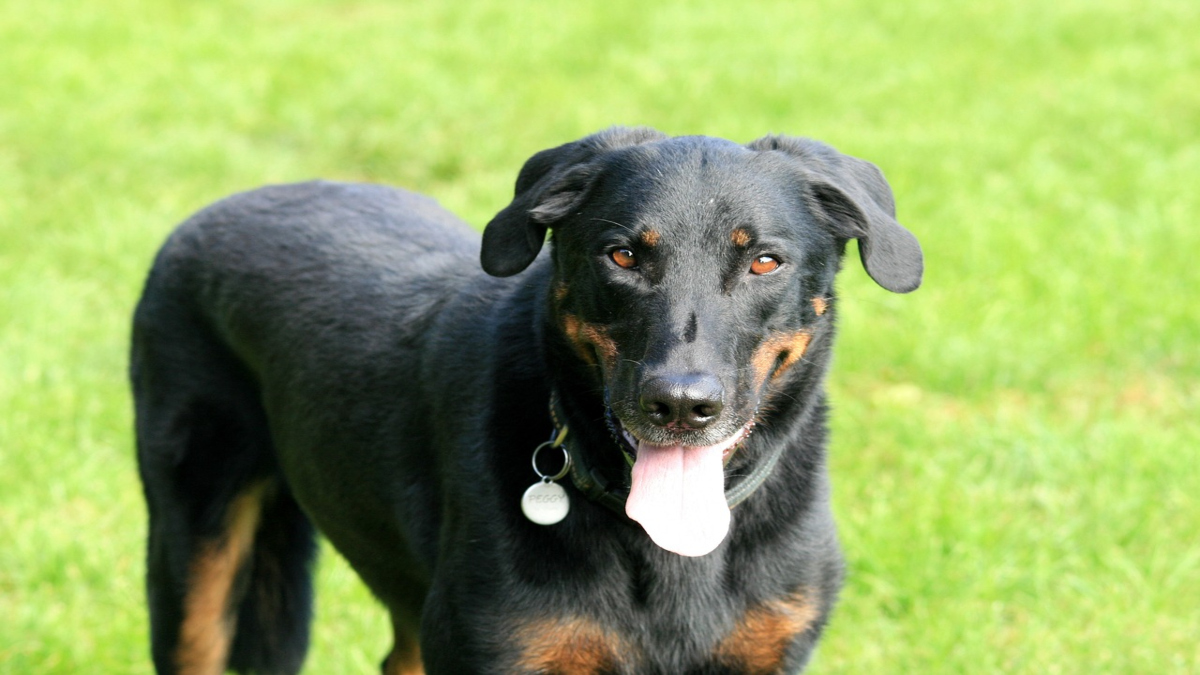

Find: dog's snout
<box><xmin>638</xmin><ymin>373</ymin><xmax>725</xmax><ymax>430</ymax></box>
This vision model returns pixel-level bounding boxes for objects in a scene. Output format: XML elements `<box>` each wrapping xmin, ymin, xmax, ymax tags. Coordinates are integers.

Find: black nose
<box><xmin>638</xmin><ymin>373</ymin><xmax>725</xmax><ymax>430</ymax></box>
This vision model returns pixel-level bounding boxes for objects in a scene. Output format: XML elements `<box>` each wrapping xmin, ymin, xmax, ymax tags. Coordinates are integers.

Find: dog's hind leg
<box><xmin>144</xmin><ymin>472</ymin><xmax>316</xmax><ymax>675</ymax></box>
<box><xmin>134</xmin><ymin>308</ymin><xmax>316</xmax><ymax>675</ymax></box>
<box><xmin>370</xmin><ymin>583</ymin><xmax>425</xmax><ymax>674</ymax></box>
<box><xmin>381</xmin><ymin>618</ymin><xmax>424</xmax><ymax>675</ymax></box>
<box><xmin>172</xmin><ymin>480</ymin><xmax>267</xmax><ymax>674</ymax></box>
<box><xmin>224</xmin><ymin>480</ymin><xmax>317</xmax><ymax>675</ymax></box>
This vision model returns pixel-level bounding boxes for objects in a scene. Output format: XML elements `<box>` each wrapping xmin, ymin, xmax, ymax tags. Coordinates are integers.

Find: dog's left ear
<box><xmin>481</xmin><ymin>127</ymin><xmax>669</xmax><ymax>277</ymax></box>
<box><xmin>748</xmin><ymin>135</ymin><xmax>923</xmax><ymax>293</ymax></box>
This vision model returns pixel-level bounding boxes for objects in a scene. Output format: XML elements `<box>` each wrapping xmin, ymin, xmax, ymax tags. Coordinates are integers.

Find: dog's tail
<box><xmin>134</xmin><ymin>275</ymin><xmax>318</xmax><ymax>674</ymax></box>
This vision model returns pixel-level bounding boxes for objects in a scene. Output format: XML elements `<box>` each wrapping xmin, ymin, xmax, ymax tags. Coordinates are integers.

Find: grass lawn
<box><xmin>2</xmin><ymin>0</ymin><xmax>1197</xmax><ymax>672</ymax></box>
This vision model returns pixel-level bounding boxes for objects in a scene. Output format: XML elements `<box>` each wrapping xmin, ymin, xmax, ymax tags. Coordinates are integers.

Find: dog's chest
<box><xmin>502</xmin><ymin>581</ymin><xmax>819</xmax><ymax>674</ymax></box>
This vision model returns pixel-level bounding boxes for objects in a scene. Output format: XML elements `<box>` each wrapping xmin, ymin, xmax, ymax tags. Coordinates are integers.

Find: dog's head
<box><xmin>482</xmin><ymin>128</ymin><xmax>922</xmax><ymax>555</ymax></box>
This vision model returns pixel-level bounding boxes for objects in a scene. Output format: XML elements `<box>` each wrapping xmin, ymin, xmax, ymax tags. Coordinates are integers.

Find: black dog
<box><xmin>131</xmin><ymin>127</ymin><xmax>922</xmax><ymax>674</ymax></box>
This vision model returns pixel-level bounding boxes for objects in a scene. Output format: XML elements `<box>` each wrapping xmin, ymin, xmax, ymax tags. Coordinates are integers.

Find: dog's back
<box><xmin>132</xmin><ymin>181</ymin><xmax>481</xmax><ymax>674</ymax></box>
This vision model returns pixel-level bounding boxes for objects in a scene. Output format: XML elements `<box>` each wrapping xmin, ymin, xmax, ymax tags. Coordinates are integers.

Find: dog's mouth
<box><xmin>606</xmin><ymin>411</ymin><xmax>756</xmax><ymax>558</ymax></box>
<box><xmin>608</xmin><ymin>412</ymin><xmax>755</xmax><ymax>467</ymax></box>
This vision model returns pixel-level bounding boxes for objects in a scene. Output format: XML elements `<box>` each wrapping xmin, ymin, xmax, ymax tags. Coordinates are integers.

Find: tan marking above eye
<box><xmin>640</xmin><ymin>230</ymin><xmax>661</xmax><ymax>247</ymax></box>
<box><xmin>730</xmin><ymin>228</ymin><xmax>751</xmax><ymax>247</ymax></box>
<box><xmin>610</xmin><ymin>248</ymin><xmax>638</xmax><ymax>269</ymax></box>
<box><xmin>750</xmin><ymin>255</ymin><xmax>780</xmax><ymax>275</ymax></box>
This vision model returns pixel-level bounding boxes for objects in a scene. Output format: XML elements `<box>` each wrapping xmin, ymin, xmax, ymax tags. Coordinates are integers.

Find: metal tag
<box><xmin>521</xmin><ymin>478</ymin><xmax>570</xmax><ymax>525</ymax></box>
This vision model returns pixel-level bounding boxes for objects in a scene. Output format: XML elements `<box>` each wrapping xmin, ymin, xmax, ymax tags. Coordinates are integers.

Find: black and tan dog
<box><xmin>131</xmin><ymin>127</ymin><xmax>922</xmax><ymax>674</ymax></box>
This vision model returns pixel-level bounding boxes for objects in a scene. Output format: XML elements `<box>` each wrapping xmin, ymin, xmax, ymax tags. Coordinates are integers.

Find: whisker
<box><xmin>590</xmin><ymin>217</ymin><xmax>637</xmax><ymax>235</ymax></box>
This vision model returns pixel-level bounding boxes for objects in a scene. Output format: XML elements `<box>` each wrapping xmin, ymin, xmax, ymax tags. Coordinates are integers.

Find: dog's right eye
<box><xmin>610</xmin><ymin>248</ymin><xmax>638</xmax><ymax>269</ymax></box>
<box><xmin>749</xmin><ymin>255</ymin><xmax>782</xmax><ymax>275</ymax></box>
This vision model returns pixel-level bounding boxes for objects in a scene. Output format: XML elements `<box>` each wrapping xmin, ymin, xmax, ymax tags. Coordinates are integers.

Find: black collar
<box><xmin>548</xmin><ymin>394</ymin><xmax>785</xmax><ymax>519</ymax></box>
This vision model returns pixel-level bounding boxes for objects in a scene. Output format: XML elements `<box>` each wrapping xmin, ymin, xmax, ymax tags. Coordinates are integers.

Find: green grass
<box><xmin>2</xmin><ymin>0</ymin><xmax>1197</xmax><ymax>672</ymax></box>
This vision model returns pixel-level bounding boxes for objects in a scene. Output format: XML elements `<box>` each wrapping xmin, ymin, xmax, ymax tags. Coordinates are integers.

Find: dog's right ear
<box><xmin>748</xmin><ymin>135</ymin><xmax>923</xmax><ymax>294</ymax></box>
<box><xmin>481</xmin><ymin>127</ymin><xmax>668</xmax><ymax>277</ymax></box>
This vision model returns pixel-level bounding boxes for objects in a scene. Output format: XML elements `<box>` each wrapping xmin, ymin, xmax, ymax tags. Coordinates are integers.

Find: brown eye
<box><xmin>610</xmin><ymin>248</ymin><xmax>638</xmax><ymax>269</ymax></box>
<box><xmin>750</xmin><ymin>255</ymin><xmax>780</xmax><ymax>275</ymax></box>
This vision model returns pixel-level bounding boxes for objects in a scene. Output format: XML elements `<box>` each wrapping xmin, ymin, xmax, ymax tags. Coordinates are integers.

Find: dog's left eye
<box><xmin>610</xmin><ymin>248</ymin><xmax>638</xmax><ymax>269</ymax></box>
<box><xmin>750</xmin><ymin>255</ymin><xmax>781</xmax><ymax>275</ymax></box>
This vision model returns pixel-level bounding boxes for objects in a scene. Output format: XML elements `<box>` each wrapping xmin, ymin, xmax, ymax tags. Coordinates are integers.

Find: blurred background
<box><xmin>1</xmin><ymin>0</ymin><xmax>1196</xmax><ymax>672</ymax></box>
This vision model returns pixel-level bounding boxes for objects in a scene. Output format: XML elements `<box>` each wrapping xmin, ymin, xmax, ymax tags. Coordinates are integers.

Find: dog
<box><xmin>131</xmin><ymin>127</ymin><xmax>922</xmax><ymax>674</ymax></box>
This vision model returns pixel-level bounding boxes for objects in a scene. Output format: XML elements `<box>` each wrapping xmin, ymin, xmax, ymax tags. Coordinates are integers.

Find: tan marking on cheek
<box><xmin>560</xmin><ymin>314</ymin><xmax>594</xmax><ymax>366</ymax></box>
<box><xmin>176</xmin><ymin>482</ymin><xmax>267</xmax><ymax>675</ymax></box>
<box><xmin>730</xmin><ymin>228</ymin><xmax>751</xmax><ymax>247</ymax></box>
<box><xmin>560</xmin><ymin>313</ymin><xmax>619</xmax><ymax>371</ymax></box>
<box><xmin>561</xmin><ymin>313</ymin><xmax>579</xmax><ymax>339</ymax></box>
<box><xmin>640</xmin><ymin>229</ymin><xmax>661</xmax><ymax>247</ymax></box>
<box><xmin>579</xmin><ymin>323</ymin><xmax>618</xmax><ymax>367</ymax></box>
<box><xmin>514</xmin><ymin>617</ymin><xmax>627</xmax><ymax>674</ymax></box>
<box><xmin>715</xmin><ymin>591</ymin><xmax>820</xmax><ymax>674</ymax></box>
<box><xmin>812</xmin><ymin>296</ymin><xmax>828</xmax><ymax>316</ymax></box>
<box><xmin>751</xmin><ymin>330</ymin><xmax>813</xmax><ymax>386</ymax></box>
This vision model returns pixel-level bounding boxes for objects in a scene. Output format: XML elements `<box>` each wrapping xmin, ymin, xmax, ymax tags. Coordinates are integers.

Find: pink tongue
<box><xmin>625</xmin><ymin>440</ymin><xmax>731</xmax><ymax>557</ymax></box>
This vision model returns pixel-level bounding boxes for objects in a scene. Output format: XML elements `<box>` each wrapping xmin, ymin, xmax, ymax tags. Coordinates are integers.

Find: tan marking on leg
<box><xmin>175</xmin><ymin>482</ymin><xmax>267</xmax><ymax>675</ymax></box>
<box><xmin>639</xmin><ymin>229</ymin><xmax>661</xmax><ymax>247</ymax></box>
<box><xmin>715</xmin><ymin>590</ymin><xmax>820</xmax><ymax>674</ymax></box>
<box><xmin>383</xmin><ymin>632</ymin><xmax>424</xmax><ymax>675</ymax></box>
<box><xmin>514</xmin><ymin>617</ymin><xmax>627</xmax><ymax>674</ymax></box>
<box><xmin>812</xmin><ymin>296</ymin><xmax>828</xmax><ymax>316</ymax></box>
<box><xmin>730</xmin><ymin>228</ymin><xmax>751</xmax><ymax>247</ymax></box>
<box><xmin>751</xmin><ymin>330</ymin><xmax>813</xmax><ymax>386</ymax></box>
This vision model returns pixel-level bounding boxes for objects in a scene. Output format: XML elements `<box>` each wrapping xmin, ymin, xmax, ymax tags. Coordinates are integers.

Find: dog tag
<box><xmin>523</xmin><ymin>429</ymin><xmax>572</xmax><ymax>525</ymax></box>
<box><xmin>522</xmin><ymin>478</ymin><xmax>570</xmax><ymax>525</ymax></box>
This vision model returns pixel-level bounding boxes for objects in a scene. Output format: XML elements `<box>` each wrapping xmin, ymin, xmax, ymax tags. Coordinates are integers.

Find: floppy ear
<box><xmin>481</xmin><ymin>127</ymin><xmax>669</xmax><ymax>277</ymax></box>
<box><xmin>748</xmin><ymin>135</ymin><xmax>923</xmax><ymax>293</ymax></box>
